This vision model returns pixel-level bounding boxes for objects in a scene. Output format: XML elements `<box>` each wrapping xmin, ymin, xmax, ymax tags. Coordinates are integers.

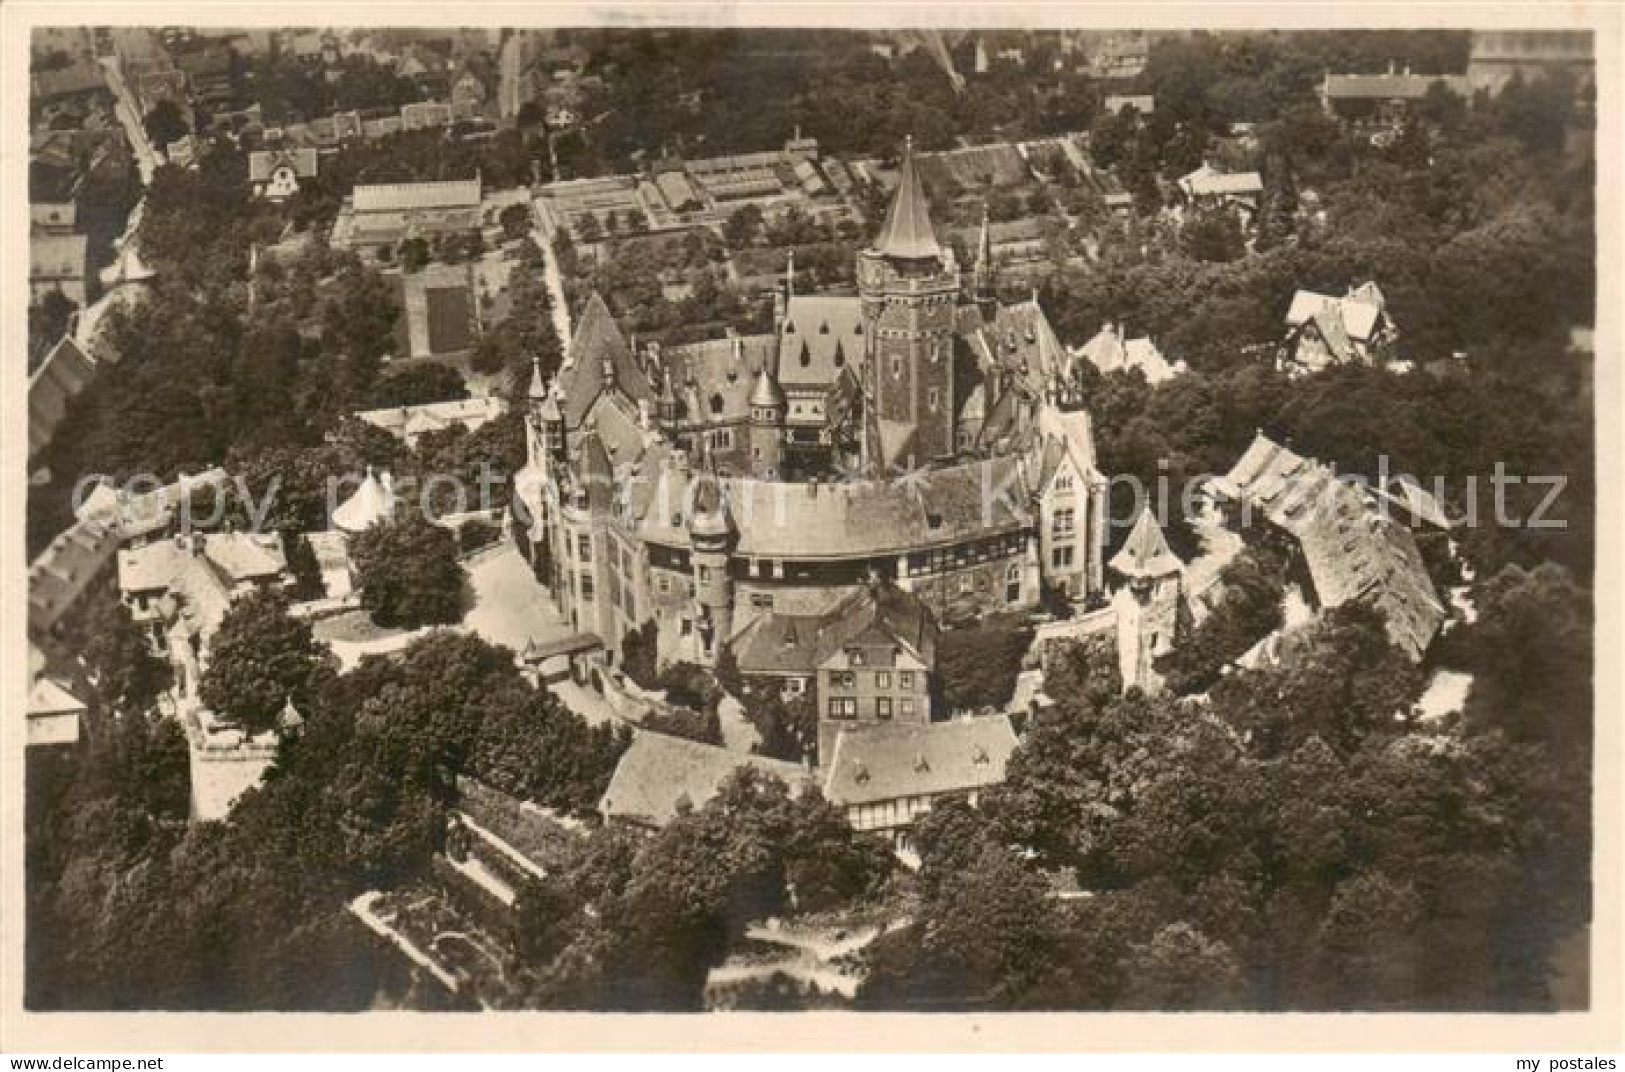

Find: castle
<box><xmin>514</xmin><ymin>140</ymin><xmax>1112</xmax><ymax>677</ymax></box>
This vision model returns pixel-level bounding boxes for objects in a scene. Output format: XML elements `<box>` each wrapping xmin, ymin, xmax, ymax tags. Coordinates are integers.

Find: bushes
<box><xmin>1158</xmin><ymin>544</ymin><xmax>1287</xmax><ymax>696</ymax></box>
<box><xmin>936</xmin><ymin>615</ymin><xmax>1035</xmax><ymax>713</ymax></box>
<box><xmin>457</xmin><ymin>519</ymin><xmax>502</xmax><ymax>555</ymax></box>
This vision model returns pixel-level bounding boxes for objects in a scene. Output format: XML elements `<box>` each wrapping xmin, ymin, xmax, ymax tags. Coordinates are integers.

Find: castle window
<box><xmin>901</xmin><ymin>698</ymin><xmax>916</xmax><ymax>718</ymax></box>
<box><xmin>1053</xmin><ymin>508</ymin><xmax>1076</xmax><ymax>537</ymax></box>
<box><xmin>831</xmin><ymin>672</ymin><xmax>856</xmax><ymax>690</ymax></box>
<box><xmin>830</xmin><ymin>697</ymin><xmax>858</xmax><ymax>719</ymax></box>
<box><xmin>849</xmin><ymin>648</ymin><xmax>866</xmax><ymax>667</ymax></box>
<box><xmin>751</xmin><ymin>592</ymin><xmax>774</xmax><ymax>610</ymax></box>
<box><xmin>577</xmin><ymin>534</ymin><xmax>592</xmax><ymax>560</ymax></box>
<box><xmin>899</xmin><ymin>671</ymin><xmax>914</xmax><ymax>689</ymax></box>
<box><xmin>579</xmin><ymin>573</ymin><xmax>595</xmax><ymax>601</ymax></box>
<box><xmin>1053</xmin><ymin>546</ymin><xmax>1074</xmax><ymax>569</ymax></box>
<box><xmin>698</xmin><ymin>565</ymin><xmax>711</xmax><ymax>583</ymax></box>
<box><xmin>928</xmin><ymin>388</ymin><xmax>940</xmax><ymax>412</ymax></box>
<box><xmin>710</xmin><ymin>393</ymin><xmax>725</xmax><ymax>415</ymax></box>
<box><xmin>1054</xmin><ymin>473</ymin><xmax>1074</xmax><ymax>492</ymax></box>
<box><xmin>819</xmin><ymin>321</ymin><xmax>829</xmax><ymax>334</ymax></box>
<box><xmin>875</xmin><ymin>697</ymin><xmax>893</xmax><ymax>719</ymax></box>
<box><xmin>891</xmin><ymin>356</ymin><xmax>902</xmax><ymax>379</ymax></box>
<box><xmin>657</xmin><ymin>575</ymin><xmax>671</xmax><ymax>594</ymax></box>
<box><xmin>875</xmin><ymin>671</ymin><xmax>891</xmax><ymax>690</ymax></box>
<box><xmin>1006</xmin><ymin>562</ymin><xmax>1022</xmax><ymax>603</ymax></box>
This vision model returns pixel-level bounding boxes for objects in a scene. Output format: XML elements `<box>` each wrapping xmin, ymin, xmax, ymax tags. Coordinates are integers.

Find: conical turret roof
<box><xmin>874</xmin><ymin>138</ymin><xmax>942</xmax><ymax>261</ymax></box>
<box><xmin>527</xmin><ymin>354</ymin><xmax>548</xmax><ymax>399</ymax></box>
<box><xmin>1110</xmin><ymin>507</ymin><xmax>1183</xmax><ymax>579</ymax></box>
<box><xmin>749</xmin><ymin>366</ymin><xmax>786</xmax><ymax>409</ymax></box>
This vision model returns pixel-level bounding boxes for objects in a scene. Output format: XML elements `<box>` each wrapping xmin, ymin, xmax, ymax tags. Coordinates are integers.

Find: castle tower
<box><xmin>526</xmin><ymin>352</ymin><xmax>566</xmax><ymax>472</ymax></box>
<box><xmin>687</xmin><ymin>468</ymin><xmax>735</xmax><ymax>666</ymax></box>
<box><xmin>1110</xmin><ymin>507</ymin><xmax>1186</xmax><ymax>695</ymax></box>
<box><xmin>857</xmin><ymin>137</ymin><xmax>960</xmax><ymax>473</ymax></box>
<box><xmin>972</xmin><ymin>202</ymin><xmax>998</xmax><ymax>316</ymax></box>
<box><xmin>748</xmin><ymin>365</ymin><xmax>786</xmax><ymax>478</ymax></box>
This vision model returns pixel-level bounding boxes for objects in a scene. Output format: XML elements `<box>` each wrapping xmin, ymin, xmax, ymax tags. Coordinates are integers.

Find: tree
<box><xmin>286</xmin><ymin>533</ymin><xmax>326</xmax><ymax>602</ymax></box>
<box><xmin>74</xmin><ymin>586</ymin><xmax>173</xmax><ymax>716</ymax></box>
<box><xmin>499</xmin><ymin>202</ymin><xmax>533</xmax><ymax>241</ymax></box>
<box><xmin>935</xmin><ymin>616</ymin><xmax>1034</xmax><ymax>712</ymax></box>
<box><xmin>1462</xmin><ymin>563</ymin><xmax>1592</xmax><ymax>756</ymax></box>
<box><xmin>145</xmin><ymin>100</ymin><xmax>190</xmax><ymax>150</ymax></box>
<box><xmin>1120</xmin><ymin>923</ymin><xmax>1244</xmax><ymax>1009</ymax></box>
<box><xmin>350</xmin><ymin>514</ymin><xmax>465</xmax><ymax>628</ymax></box>
<box><xmin>620</xmin><ymin>621</ymin><xmax>659</xmax><ymax>689</ymax></box>
<box><xmin>368</xmin><ymin>364</ymin><xmax>469</xmax><ymax>408</ymax></box>
<box><xmin>399</xmin><ymin>237</ymin><xmax>430</xmax><ymax>273</ymax></box>
<box><xmin>197</xmin><ymin>590</ymin><xmax>324</xmax><ymax>734</ymax></box>
<box><xmin>1182</xmin><ymin>207</ymin><xmax>1246</xmax><ymax>263</ymax></box>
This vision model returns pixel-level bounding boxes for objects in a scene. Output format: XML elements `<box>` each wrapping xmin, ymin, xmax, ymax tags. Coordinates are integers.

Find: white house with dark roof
<box><xmin>1176</xmin><ymin>164</ymin><xmax>1265</xmax><ymax>225</ymax></box>
<box><xmin>355</xmin><ymin>395</ymin><xmax>508</xmax><ymax>448</ymax></box>
<box><xmin>1281</xmin><ymin>281</ymin><xmax>1397</xmax><ymax>374</ymax></box>
<box><xmin>248</xmin><ymin>147</ymin><xmax>319</xmax><ymax>200</ymax></box>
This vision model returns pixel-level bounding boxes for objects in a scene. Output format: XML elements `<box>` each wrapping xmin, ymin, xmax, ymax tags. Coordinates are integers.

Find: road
<box><xmin>530</xmin><ymin>213</ymin><xmax>575</xmax><ymax>349</ymax></box>
<box><xmin>98</xmin><ymin>56</ymin><xmax>160</xmax><ymax>185</ymax></box>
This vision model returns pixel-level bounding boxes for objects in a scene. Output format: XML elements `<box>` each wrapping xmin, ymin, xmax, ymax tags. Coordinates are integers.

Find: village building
<box><xmin>1076</xmin><ymin>322</ymin><xmax>1185</xmax><ymax>385</ymax></box>
<box><xmin>515</xmin><ymin>142</ymin><xmax>1110</xmax><ymax>688</ymax></box>
<box><xmin>734</xmin><ymin>581</ymin><xmax>938</xmax><ymax>765</ymax></box>
<box><xmin>820</xmin><ymin>715</ymin><xmax>1019</xmax><ymax>848</ymax></box>
<box><xmin>26</xmin><ymin>673</ymin><xmax>87</xmax><ymax>749</ymax></box>
<box><xmin>1175</xmin><ymin>164</ymin><xmax>1265</xmax><ymax>226</ymax></box>
<box><xmin>355</xmin><ymin>395</ymin><xmax>508</xmax><ymax>448</ymax></box>
<box><xmin>27</xmin><ymin>513</ymin><xmax>122</xmax><ymax>641</ymax></box>
<box><xmin>30</xmin><ymin>232</ymin><xmax>90</xmax><ymax>305</ymax></box>
<box><xmin>117</xmin><ymin>531</ymin><xmax>291</xmax><ymax>662</ymax></box>
<box><xmin>248</xmin><ymin>147</ymin><xmax>319</xmax><ymax>201</ymax></box>
<box><xmin>330</xmin><ymin>176</ymin><xmax>485</xmax><ymax>253</ymax></box>
<box><xmin>1281</xmin><ymin>281</ymin><xmax>1397</xmax><ymax>374</ymax></box>
<box><xmin>1212</xmin><ymin>432</ymin><xmax>1447</xmax><ymax>662</ymax></box>
<box><xmin>1318</xmin><ymin>66</ymin><xmax>1472</xmax><ymax>127</ymax></box>
<box><xmin>599</xmin><ymin>731</ymin><xmax>813</xmax><ymax>829</ymax></box>
<box><xmin>1103</xmin><ymin>93</ymin><xmax>1155</xmax><ymax>117</ymax></box>
<box><xmin>31</xmin><ymin>202</ymin><xmax>78</xmax><ymax>235</ymax></box>
<box><xmin>1467</xmin><ymin>30</ymin><xmax>1595</xmax><ymax>96</ymax></box>
<box><xmin>29</xmin><ymin>336</ymin><xmax>97</xmax><ymax>461</ymax></box>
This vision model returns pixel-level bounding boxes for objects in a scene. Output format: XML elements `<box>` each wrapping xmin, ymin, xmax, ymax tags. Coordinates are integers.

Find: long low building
<box><xmin>331</xmin><ymin>177</ymin><xmax>484</xmax><ymax>251</ymax></box>
<box><xmin>600</xmin><ymin>713</ymin><xmax>1019</xmax><ymax>847</ymax></box>
<box><xmin>355</xmin><ymin>396</ymin><xmax>508</xmax><ymax>447</ymax></box>
<box><xmin>1213</xmin><ymin>431</ymin><xmax>1447</xmax><ymax>662</ymax></box>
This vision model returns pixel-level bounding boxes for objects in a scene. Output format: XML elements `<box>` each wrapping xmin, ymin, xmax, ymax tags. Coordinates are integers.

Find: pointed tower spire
<box><xmin>528</xmin><ymin>352</ymin><xmax>547</xmax><ymax>399</ymax></box>
<box><xmin>874</xmin><ymin>136</ymin><xmax>942</xmax><ymax>261</ymax></box>
<box><xmin>1110</xmin><ymin>507</ymin><xmax>1184</xmax><ymax>581</ymax></box>
<box><xmin>973</xmin><ymin>201</ymin><xmax>996</xmax><ymax>308</ymax></box>
<box><xmin>785</xmin><ymin>247</ymin><xmax>795</xmax><ymax>298</ymax></box>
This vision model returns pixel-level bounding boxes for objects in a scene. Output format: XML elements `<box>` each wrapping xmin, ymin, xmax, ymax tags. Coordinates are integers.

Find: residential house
<box><xmin>248</xmin><ymin>147</ymin><xmax>319</xmax><ymax>200</ymax></box>
<box><xmin>355</xmin><ymin>395</ymin><xmax>509</xmax><ymax>449</ymax></box>
<box><xmin>1175</xmin><ymin>164</ymin><xmax>1264</xmax><ymax>226</ymax></box>
<box><xmin>1281</xmin><ymin>281</ymin><xmax>1397</xmax><ymax>374</ymax></box>
<box><xmin>31</xmin><ymin>233</ymin><xmax>90</xmax><ymax>305</ymax></box>
<box><xmin>1076</xmin><ymin>322</ymin><xmax>1185</xmax><ymax>384</ymax></box>
<box><xmin>599</xmin><ymin>731</ymin><xmax>813</xmax><ymax>829</ymax></box>
<box><xmin>821</xmin><ymin>715</ymin><xmax>1019</xmax><ymax>847</ymax></box>
<box><xmin>1212</xmin><ymin>431</ymin><xmax>1447</xmax><ymax>662</ymax></box>
<box><xmin>117</xmin><ymin>531</ymin><xmax>291</xmax><ymax>664</ymax></box>
<box><xmin>1318</xmin><ymin>66</ymin><xmax>1472</xmax><ymax>127</ymax></box>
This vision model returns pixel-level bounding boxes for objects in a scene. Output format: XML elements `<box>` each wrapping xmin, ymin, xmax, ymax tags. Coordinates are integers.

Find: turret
<box><xmin>687</xmin><ymin>468</ymin><xmax>735</xmax><ymax>664</ymax></box>
<box><xmin>748</xmin><ymin>365</ymin><xmax>787</xmax><ymax>478</ymax></box>
<box><xmin>774</xmin><ymin>249</ymin><xmax>795</xmax><ymax>336</ymax></box>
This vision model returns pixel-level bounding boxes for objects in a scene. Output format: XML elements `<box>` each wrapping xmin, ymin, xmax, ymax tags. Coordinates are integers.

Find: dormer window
<box><xmin>800</xmin><ymin>340</ymin><xmax>811</xmax><ymax>368</ymax></box>
<box><xmin>785</xmin><ymin>321</ymin><xmax>796</xmax><ymax>334</ymax></box>
<box><xmin>819</xmin><ymin>321</ymin><xmax>830</xmax><ymax>334</ymax></box>
<box><xmin>849</xmin><ymin>648</ymin><xmax>866</xmax><ymax>667</ymax></box>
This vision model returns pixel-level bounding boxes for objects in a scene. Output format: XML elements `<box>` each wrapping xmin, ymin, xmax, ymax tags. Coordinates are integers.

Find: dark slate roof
<box><xmin>822</xmin><ymin>715</ymin><xmax>1018</xmax><ymax>808</ymax></box>
<box><xmin>733</xmin><ymin>581</ymin><xmax>938</xmax><ymax>676</ymax></box>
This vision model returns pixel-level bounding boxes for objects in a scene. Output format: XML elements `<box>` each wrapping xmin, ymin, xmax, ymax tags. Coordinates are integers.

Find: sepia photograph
<box><xmin>4</xmin><ymin>1</ymin><xmax>1619</xmax><ymax>1053</ymax></box>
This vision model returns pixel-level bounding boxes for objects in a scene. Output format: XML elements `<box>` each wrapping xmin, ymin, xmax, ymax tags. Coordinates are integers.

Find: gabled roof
<box><xmin>1110</xmin><ymin>508</ymin><xmax>1183</xmax><ymax>579</ymax></box>
<box><xmin>777</xmin><ymin>295</ymin><xmax>861</xmax><ymax>390</ymax></box>
<box><xmin>29</xmin><ymin>336</ymin><xmax>98</xmax><ymax>457</ymax></box>
<box><xmin>1217</xmin><ymin>432</ymin><xmax>1446</xmax><ymax>661</ymax></box>
<box><xmin>1178</xmin><ymin>164</ymin><xmax>1264</xmax><ymax>198</ymax></box>
<box><xmin>352</xmin><ymin>177</ymin><xmax>481</xmax><ymax>213</ymax></box>
<box><xmin>1284</xmin><ymin>286</ymin><xmax>1386</xmax><ymax>343</ymax></box>
<box><xmin>822</xmin><ymin>715</ymin><xmax>1018</xmax><ymax>808</ymax></box>
<box><xmin>556</xmin><ymin>293</ymin><xmax>654</xmax><ymax>429</ymax></box>
<box><xmin>872</xmin><ymin>139</ymin><xmax>942</xmax><ymax>261</ymax></box>
<box><xmin>248</xmin><ymin>147</ymin><xmax>319</xmax><ymax>182</ymax></box>
<box><xmin>599</xmin><ymin>732</ymin><xmax>810</xmax><ymax>827</ymax></box>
